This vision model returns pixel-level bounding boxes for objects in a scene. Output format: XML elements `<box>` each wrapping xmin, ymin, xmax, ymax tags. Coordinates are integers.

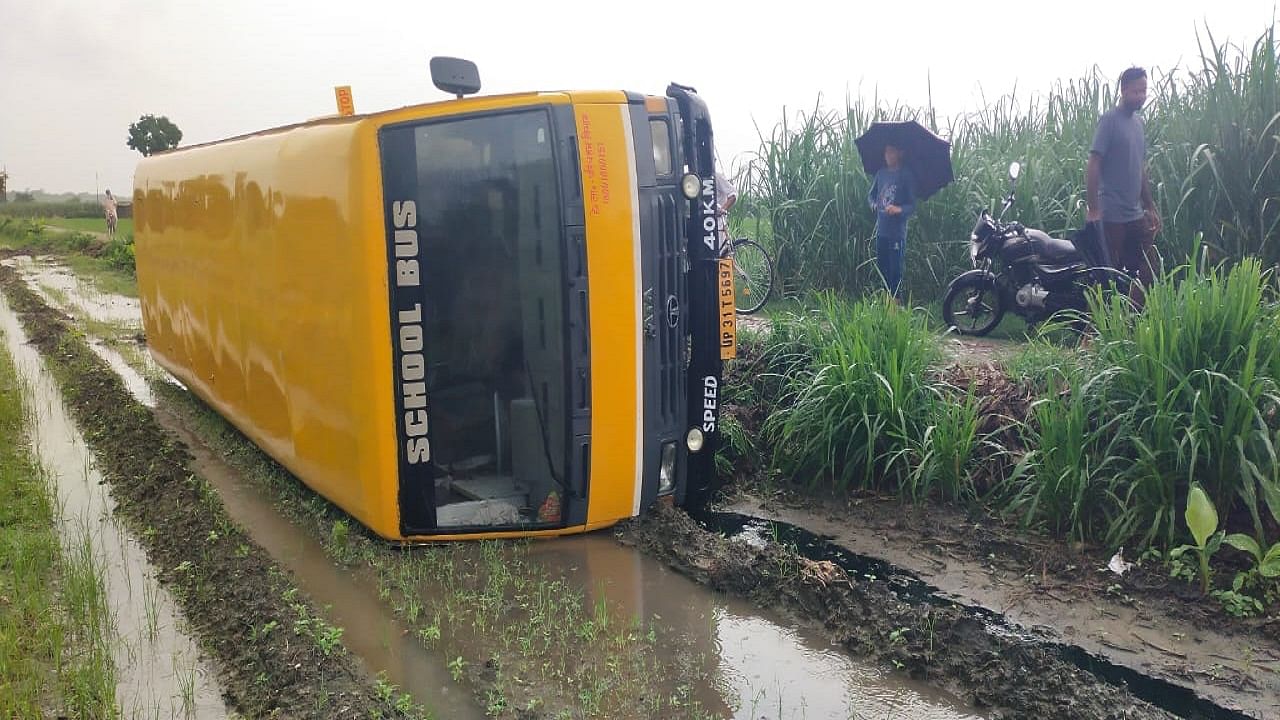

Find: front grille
<box><xmin>652</xmin><ymin>190</ymin><xmax>684</xmax><ymax>427</ymax></box>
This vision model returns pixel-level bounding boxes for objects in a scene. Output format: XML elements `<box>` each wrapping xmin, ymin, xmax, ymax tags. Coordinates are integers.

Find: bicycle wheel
<box><xmin>729</xmin><ymin>238</ymin><xmax>773</xmax><ymax>314</ymax></box>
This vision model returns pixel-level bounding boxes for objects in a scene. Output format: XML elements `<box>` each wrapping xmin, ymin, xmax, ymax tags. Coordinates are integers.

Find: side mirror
<box><xmin>1008</xmin><ymin>161</ymin><xmax>1022</xmax><ymax>182</ymax></box>
<box><xmin>430</xmin><ymin>56</ymin><xmax>481</xmax><ymax>98</ymax></box>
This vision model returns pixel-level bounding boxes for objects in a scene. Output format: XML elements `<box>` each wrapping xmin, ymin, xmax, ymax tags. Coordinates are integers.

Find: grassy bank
<box><xmin>728</xmin><ymin>257</ymin><xmax>1280</xmax><ymax>619</ymax></box>
<box><xmin>0</xmin><ymin>216</ymin><xmax>137</xmax><ymax>297</ymax></box>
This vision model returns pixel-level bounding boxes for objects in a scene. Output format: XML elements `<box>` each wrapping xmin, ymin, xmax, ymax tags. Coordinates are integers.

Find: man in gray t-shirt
<box><xmin>1086</xmin><ymin>66</ymin><xmax>1163</xmax><ymax>304</ymax></box>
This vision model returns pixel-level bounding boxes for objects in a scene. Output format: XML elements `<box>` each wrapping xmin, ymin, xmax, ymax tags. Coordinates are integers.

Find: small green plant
<box><xmin>1169</xmin><ymin>484</ymin><xmax>1224</xmax><ymax>595</ymax></box>
<box><xmin>486</xmin><ymin>688</ymin><xmax>508</xmax><ymax>716</ymax></box>
<box><xmin>416</xmin><ymin>619</ymin><xmax>441</xmax><ymax>645</ymax></box>
<box><xmin>1213</xmin><ymin>573</ymin><xmax>1265</xmax><ymax>618</ymax></box>
<box><xmin>1223</xmin><ymin>533</ymin><xmax>1280</xmax><ymax>578</ymax></box>
<box><xmin>374</xmin><ymin>673</ymin><xmax>396</xmax><ymax>702</ymax></box>
<box><xmin>330</xmin><ymin>519</ymin><xmax>350</xmax><ymax>551</ymax></box>
<box><xmin>448</xmin><ymin>655</ymin><xmax>466</xmax><ymax>683</ymax></box>
<box><xmin>316</xmin><ymin>623</ymin><xmax>344</xmax><ymax>656</ymax></box>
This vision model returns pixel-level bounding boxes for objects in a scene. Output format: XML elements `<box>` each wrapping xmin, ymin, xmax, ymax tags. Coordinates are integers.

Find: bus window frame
<box><xmin>377</xmin><ymin>104</ymin><xmax>582</xmax><ymax>536</ymax></box>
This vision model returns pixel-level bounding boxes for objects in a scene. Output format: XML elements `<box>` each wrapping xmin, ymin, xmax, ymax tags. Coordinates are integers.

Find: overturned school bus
<box><xmin>133</xmin><ymin>60</ymin><xmax>733</xmax><ymax>541</ymax></box>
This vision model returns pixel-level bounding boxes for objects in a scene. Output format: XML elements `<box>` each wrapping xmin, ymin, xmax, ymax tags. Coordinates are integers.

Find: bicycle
<box><xmin>719</xmin><ymin>236</ymin><xmax>774</xmax><ymax>314</ymax></box>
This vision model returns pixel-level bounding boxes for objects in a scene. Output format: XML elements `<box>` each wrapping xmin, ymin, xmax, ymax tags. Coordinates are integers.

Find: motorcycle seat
<box><xmin>1036</xmin><ymin>263</ymin><xmax>1086</xmax><ymax>277</ymax></box>
<box><xmin>1027</xmin><ymin>229</ymin><xmax>1082</xmax><ymax>262</ymax></box>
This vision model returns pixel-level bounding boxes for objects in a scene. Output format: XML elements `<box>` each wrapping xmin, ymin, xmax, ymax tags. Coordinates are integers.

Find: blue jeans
<box><xmin>876</xmin><ymin>235</ymin><xmax>905</xmax><ymax>297</ymax></box>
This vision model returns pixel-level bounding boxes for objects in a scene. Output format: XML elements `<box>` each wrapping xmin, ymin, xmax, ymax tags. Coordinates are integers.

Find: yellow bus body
<box><xmin>135</xmin><ymin>90</ymin><xmax>697</xmax><ymax>541</ymax></box>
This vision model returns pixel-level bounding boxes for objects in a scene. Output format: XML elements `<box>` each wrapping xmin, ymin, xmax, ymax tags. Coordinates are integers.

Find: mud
<box><xmin>722</xmin><ymin>493</ymin><xmax>1280</xmax><ymax>719</ymax></box>
<box><xmin>529</xmin><ymin>534</ymin><xmax>985</xmax><ymax>719</ymax></box>
<box><xmin>5</xmin><ymin>255</ymin><xmax>140</xmax><ymax>327</ymax></box>
<box><xmin>153</xmin><ymin>398</ymin><xmax>486</xmax><ymax>720</ymax></box>
<box><xmin>0</xmin><ymin>265</ymin><xmax>412</xmax><ymax>718</ymax></box>
<box><xmin>0</xmin><ymin>296</ymin><xmax>226</xmax><ymax>718</ymax></box>
<box><xmin>621</xmin><ymin>504</ymin><xmax>1185</xmax><ymax>720</ymax></box>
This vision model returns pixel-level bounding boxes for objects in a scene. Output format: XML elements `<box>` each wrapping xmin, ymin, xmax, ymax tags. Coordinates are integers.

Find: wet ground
<box><xmin>0</xmin><ymin>263</ymin><xmax>412</xmax><ymax>718</ymax></box>
<box><xmin>721</xmin><ymin>492</ymin><xmax>1280</xmax><ymax>719</ymax></box>
<box><xmin>0</xmin><ymin>295</ymin><xmax>226</xmax><ymax>718</ymax></box>
<box><xmin>4</xmin><ymin>253</ymin><xmax>1271</xmax><ymax>718</ymax></box>
<box><xmin>0</xmin><ymin>257</ymin><xmax>999</xmax><ymax>717</ymax></box>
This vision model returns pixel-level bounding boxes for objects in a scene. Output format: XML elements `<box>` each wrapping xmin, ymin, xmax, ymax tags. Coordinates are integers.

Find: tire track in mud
<box><xmin>621</xmin><ymin>505</ymin><xmax>1256</xmax><ymax>720</ymax></box>
<box><xmin>0</xmin><ymin>265</ymin><xmax>415</xmax><ymax>718</ymax></box>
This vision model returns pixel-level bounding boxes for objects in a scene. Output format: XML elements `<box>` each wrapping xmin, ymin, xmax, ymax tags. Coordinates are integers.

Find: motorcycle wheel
<box><xmin>942</xmin><ymin>274</ymin><xmax>1006</xmax><ymax>336</ymax></box>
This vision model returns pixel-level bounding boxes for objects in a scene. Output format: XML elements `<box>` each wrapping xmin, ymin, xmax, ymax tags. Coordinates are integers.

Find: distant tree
<box><xmin>127</xmin><ymin>114</ymin><xmax>183</xmax><ymax>157</ymax></box>
<box><xmin>14</xmin><ymin>191</ymin><xmax>34</xmax><ymax>203</ymax></box>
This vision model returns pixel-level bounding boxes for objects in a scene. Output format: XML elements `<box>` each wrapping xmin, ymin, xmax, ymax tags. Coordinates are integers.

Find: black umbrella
<box><xmin>854</xmin><ymin>120</ymin><xmax>954</xmax><ymax>201</ymax></box>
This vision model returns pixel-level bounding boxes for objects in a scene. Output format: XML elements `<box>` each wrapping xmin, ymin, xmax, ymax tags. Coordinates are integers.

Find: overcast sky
<box><xmin>0</xmin><ymin>1</ymin><xmax>1274</xmax><ymax>194</ymax></box>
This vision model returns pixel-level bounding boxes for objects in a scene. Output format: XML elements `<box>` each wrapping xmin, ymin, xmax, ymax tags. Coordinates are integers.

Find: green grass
<box><xmin>1005</xmin><ymin>254</ymin><xmax>1280</xmax><ymax>549</ymax></box>
<box><xmin>0</xmin><ymin>216</ymin><xmax>137</xmax><ymax>297</ymax></box>
<box><xmin>0</xmin><ymin>330</ymin><xmax>117</xmax><ymax>718</ymax></box>
<box><xmin>60</xmin><ymin>255</ymin><xmax>138</xmax><ymax>298</ymax></box>
<box><xmin>761</xmin><ymin>293</ymin><xmax>980</xmax><ymax>501</ymax></box>
<box><xmin>44</xmin><ymin>217</ymin><xmax>134</xmax><ymax>237</ymax></box>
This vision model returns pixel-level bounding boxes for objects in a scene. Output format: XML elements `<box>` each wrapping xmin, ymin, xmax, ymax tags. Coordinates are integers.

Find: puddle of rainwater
<box><xmin>0</xmin><ymin>295</ymin><xmax>226</xmax><ymax>719</ymax></box>
<box><xmin>4</xmin><ymin>255</ymin><xmax>141</xmax><ymax>327</ymax></box>
<box><xmin>89</xmin><ymin>338</ymin><xmax>157</xmax><ymax>407</ymax></box>
<box><xmin>529</xmin><ymin>535</ymin><xmax>987</xmax><ymax>720</ymax></box>
<box><xmin>152</xmin><ymin>405</ymin><xmax>487</xmax><ymax>720</ymax></box>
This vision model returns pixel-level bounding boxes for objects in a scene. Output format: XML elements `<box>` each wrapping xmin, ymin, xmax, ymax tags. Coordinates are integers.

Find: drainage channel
<box><xmin>0</xmin><ymin>294</ymin><xmax>226</xmax><ymax>719</ymax></box>
<box><xmin>697</xmin><ymin>512</ymin><xmax>1258</xmax><ymax>720</ymax></box>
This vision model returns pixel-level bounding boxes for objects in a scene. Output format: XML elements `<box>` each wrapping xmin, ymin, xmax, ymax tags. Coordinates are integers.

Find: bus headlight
<box><xmin>680</xmin><ymin>173</ymin><xmax>701</xmax><ymax>199</ymax></box>
<box><xmin>686</xmin><ymin>427</ymin><xmax>704</xmax><ymax>453</ymax></box>
<box><xmin>657</xmin><ymin>441</ymin><xmax>678</xmax><ymax>495</ymax></box>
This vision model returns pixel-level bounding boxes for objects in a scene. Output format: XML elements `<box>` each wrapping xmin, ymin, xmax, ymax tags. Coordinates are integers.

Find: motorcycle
<box><xmin>942</xmin><ymin>162</ymin><xmax>1128</xmax><ymax>336</ymax></box>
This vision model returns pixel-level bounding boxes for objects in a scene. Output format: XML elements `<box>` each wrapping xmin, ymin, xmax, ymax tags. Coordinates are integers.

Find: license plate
<box><xmin>717</xmin><ymin>258</ymin><xmax>736</xmax><ymax>360</ymax></box>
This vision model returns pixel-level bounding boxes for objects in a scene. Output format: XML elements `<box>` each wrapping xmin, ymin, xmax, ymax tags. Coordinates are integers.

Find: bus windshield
<box><xmin>381</xmin><ymin>109</ymin><xmax>569</xmax><ymax>532</ymax></box>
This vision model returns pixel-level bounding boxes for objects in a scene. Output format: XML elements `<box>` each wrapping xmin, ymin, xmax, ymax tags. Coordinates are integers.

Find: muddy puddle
<box><xmin>530</xmin><ymin>535</ymin><xmax>987</xmax><ymax>719</ymax></box>
<box><xmin>713</xmin><ymin>503</ymin><xmax>1271</xmax><ymax>720</ymax></box>
<box><xmin>0</xmin><ymin>295</ymin><xmax>226</xmax><ymax>718</ymax></box>
<box><xmin>4</xmin><ymin>255</ymin><xmax>141</xmax><ymax>327</ymax></box>
<box><xmin>152</xmin><ymin>406</ymin><xmax>487</xmax><ymax>720</ymax></box>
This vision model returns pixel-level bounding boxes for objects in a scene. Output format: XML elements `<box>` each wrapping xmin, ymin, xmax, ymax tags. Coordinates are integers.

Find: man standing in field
<box><xmin>1086</xmin><ymin>67</ymin><xmax>1162</xmax><ymax>305</ymax></box>
<box><xmin>102</xmin><ymin>189</ymin><xmax>118</xmax><ymax>237</ymax></box>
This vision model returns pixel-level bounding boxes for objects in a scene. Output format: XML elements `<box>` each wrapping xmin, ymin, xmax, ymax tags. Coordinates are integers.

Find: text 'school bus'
<box><xmin>133</xmin><ymin>60</ymin><xmax>736</xmax><ymax>541</ymax></box>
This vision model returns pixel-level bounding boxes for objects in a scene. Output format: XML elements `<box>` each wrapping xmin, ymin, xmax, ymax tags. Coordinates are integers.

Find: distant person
<box><xmin>867</xmin><ymin>144</ymin><xmax>916</xmax><ymax>299</ymax></box>
<box><xmin>102</xmin><ymin>189</ymin><xmax>118</xmax><ymax>237</ymax></box>
<box><xmin>1086</xmin><ymin>66</ymin><xmax>1162</xmax><ymax>306</ymax></box>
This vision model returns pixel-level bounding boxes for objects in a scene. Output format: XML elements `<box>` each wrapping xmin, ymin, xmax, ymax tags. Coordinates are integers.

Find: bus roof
<box><xmin>150</xmin><ymin>89</ymin><xmax>642</xmax><ymax>157</ymax></box>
